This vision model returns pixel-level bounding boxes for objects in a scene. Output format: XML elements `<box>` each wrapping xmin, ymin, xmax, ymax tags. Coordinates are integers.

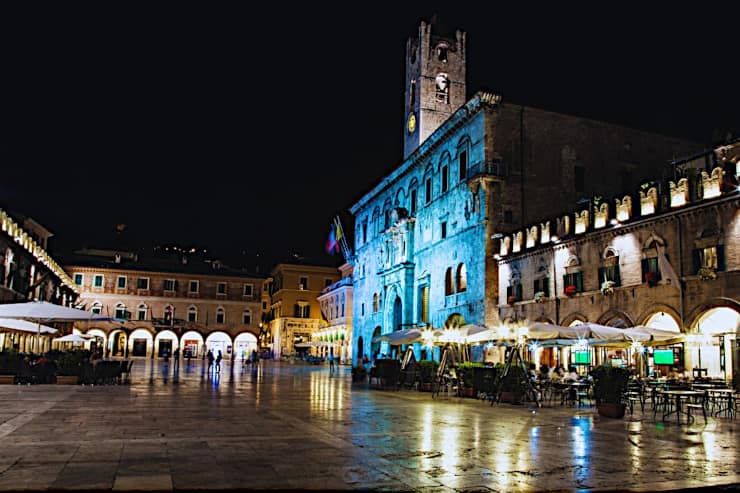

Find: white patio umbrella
<box><xmin>623</xmin><ymin>325</ymin><xmax>686</xmax><ymax>345</ymax></box>
<box><xmin>0</xmin><ymin>301</ymin><xmax>111</xmax><ymax>352</ymax></box>
<box><xmin>53</xmin><ymin>333</ymin><xmax>94</xmax><ymax>343</ymax></box>
<box><xmin>0</xmin><ymin>318</ymin><xmax>57</xmax><ymax>334</ymax></box>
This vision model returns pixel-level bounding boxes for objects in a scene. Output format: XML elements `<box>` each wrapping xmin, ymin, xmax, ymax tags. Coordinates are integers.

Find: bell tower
<box><xmin>403</xmin><ymin>18</ymin><xmax>466</xmax><ymax>160</ymax></box>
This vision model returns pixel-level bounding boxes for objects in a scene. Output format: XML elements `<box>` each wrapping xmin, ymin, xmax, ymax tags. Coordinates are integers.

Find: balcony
<box><xmin>466</xmin><ymin>159</ymin><xmax>507</xmax><ymax>180</ymax></box>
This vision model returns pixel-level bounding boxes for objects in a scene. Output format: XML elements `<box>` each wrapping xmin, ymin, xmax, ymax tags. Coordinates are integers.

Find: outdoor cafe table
<box><xmin>705</xmin><ymin>388</ymin><xmax>737</xmax><ymax>417</ymax></box>
<box><xmin>655</xmin><ymin>390</ymin><xmax>705</xmax><ymax>424</ymax></box>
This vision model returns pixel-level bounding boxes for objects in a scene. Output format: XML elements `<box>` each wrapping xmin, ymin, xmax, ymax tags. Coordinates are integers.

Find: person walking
<box><xmin>173</xmin><ymin>347</ymin><xmax>180</xmax><ymax>370</ymax></box>
<box><xmin>206</xmin><ymin>349</ymin><xmax>214</xmax><ymax>373</ymax></box>
<box><xmin>328</xmin><ymin>348</ymin><xmax>335</xmax><ymax>374</ymax></box>
<box><xmin>215</xmin><ymin>350</ymin><xmax>223</xmax><ymax>373</ymax></box>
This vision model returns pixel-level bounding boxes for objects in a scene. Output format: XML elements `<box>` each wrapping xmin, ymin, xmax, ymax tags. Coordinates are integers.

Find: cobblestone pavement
<box><xmin>0</xmin><ymin>358</ymin><xmax>737</xmax><ymax>492</ymax></box>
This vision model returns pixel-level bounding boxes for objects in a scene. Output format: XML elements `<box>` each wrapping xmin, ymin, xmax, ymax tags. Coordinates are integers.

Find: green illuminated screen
<box><xmin>653</xmin><ymin>349</ymin><xmax>674</xmax><ymax>365</ymax></box>
<box><xmin>574</xmin><ymin>351</ymin><xmax>590</xmax><ymax>365</ymax></box>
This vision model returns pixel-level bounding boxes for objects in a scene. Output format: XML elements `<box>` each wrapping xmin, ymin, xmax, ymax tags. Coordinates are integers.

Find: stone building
<box><xmin>316</xmin><ymin>262</ymin><xmax>353</xmax><ymax>364</ymax></box>
<box><xmin>63</xmin><ymin>248</ymin><xmax>264</xmax><ymax>360</ymax></box>
<box><xmin>349</xmin><ymin>18</ymin><xmax>701</xmax><ymax>364</ymax></box>
<box><xmin>496</xmin><ymin>140</ymin><xmax>739</xmax><ymax>380</ymax></box>
<box><xmin>262</xmin><ymin>260</ymin><xmax>340</xmax><ymax>359</ymax></box>
<box><xmin>0</xmin><ymin>208</ymin><xmax>79</xmax><ymax>352</ymax></box>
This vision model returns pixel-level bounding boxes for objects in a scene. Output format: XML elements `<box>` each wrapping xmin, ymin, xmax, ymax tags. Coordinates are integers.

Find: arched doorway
<box><xmin>129</xmin><ymin>329</ymin><xmax>153</xmax><ymax>357</ymax></box>
<box><xmin>356</xmin><ymin>336</ymin><xmax>364</xmax><ymax>364</ymax></box>
<box><xmin>154</xmin><ymin>330</ymin><xmax>179</xmax><ymax>357</ymax></box>
<box><xmin>392</xmin><ymin>296</ymin><xmax>402</xmax><ymax>332</ymax></box>
<box><xmin>109</xmin><ymin>330</ymin><xmax>128</xmax><ymax>357</ymax></box>
<box><xmin>689</xmin><ymin>307</ymin><xmax>739</xmax><ymax>380</ymax></box>
<box><xmin>234</xmin><ymin>332</ymin><xmax>257</xmax><ymax>362</ymax></box>
<box><xmin>205</xmin><ymin>331</ymin><xmax>233</xmax><ymax>360</ymax></box>
<box><xmin>180</xmin><ymin>331</ymin><xmax>203</xmax><ymax>359</ymax></box>
<box><xmin>370</xmin><ymin>326</ymin><xmax>381</xmax><ymax>361</ymax></box>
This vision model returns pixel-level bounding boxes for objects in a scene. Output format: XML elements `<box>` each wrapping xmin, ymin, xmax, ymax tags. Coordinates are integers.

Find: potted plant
<box><xmin>55</xmin><ymin>351</ymin><xmax>83</xmax><ymax>384</ymax></box>
<box><xmin>645</xmin><ymin>271</ymin><xmax>659</xmax><ymax>287</ymax></box>
<box><xmin>497</xmin><ymin>364</ymin><xmax>529</xmax><ymax>404</ymax></box>
<box><xmin>534</xmin><ymin>291</ymin><xmax>546</xmax><ymax>303</ymax></box>
<box><xmin>418</xmin><ymin>360</ymin><xmax>438</xmax><ymax>392</ymax></box>
<box><xmin>697</xmin><ymin>266</ymin><xmax>717</xmax><ymax>281</ymax></box>
<box><xmin>591</xmin><ymin>364</ymin><xmax>630</xmax><ymax>418</ymax></box>
<box><xmin>601</xmin><ymin>280</ymin><xmax>615</xmax><ymax>296</ymax></box>
<box><xmin>457</xmin><ymin>362</ymin><xmax>484</xmax><ymax>397</ymax></box>
<box><xmin>0</xmin><ymin>350</ymin><xmax>18</xmax><ymax>384</ymax></box>
<box><xmin>564</xmin><ymin>285</ymin><xmax>577</xmax><ymax>297</ymax></box>
<box><xmin>351</xmin><ymin>365</ymin><xmax>367</xmax><ymax>383</ymax></box>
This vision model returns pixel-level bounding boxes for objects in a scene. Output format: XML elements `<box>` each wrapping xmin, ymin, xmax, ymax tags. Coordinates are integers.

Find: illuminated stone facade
<box><xmin>64</xmin><ymin>249</ymin><xmax>263</xmax><ymax>360</ymax></box>
<box><xmin>350</xmin><ymin>18</ymin><xmax>700</xmax><ymax>363</ymax></box>
<box><xmin>497</xmin><ymin>141</ymin><xmax>739</xmax><ymax>380</ymax></box>
<box><xmin>316</xmin><ymin>262</ymin><xmax>353</xmax><ymax>364</ymax></box>
<box><xmin>263</xmin><ymin>261</ymin><xmax>340</xmax><ymax>359</ymax></box>
<box><xmin>0</xmin><ymin>208</ymin><xmax>79</xmax><ymax>352</ymax></box>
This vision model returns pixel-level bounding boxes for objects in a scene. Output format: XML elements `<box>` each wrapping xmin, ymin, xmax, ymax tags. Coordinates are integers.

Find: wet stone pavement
<box><xmin>0</xmin><ymin>358</ymin><xmax>737</xmax><ymax>492</ymax></box>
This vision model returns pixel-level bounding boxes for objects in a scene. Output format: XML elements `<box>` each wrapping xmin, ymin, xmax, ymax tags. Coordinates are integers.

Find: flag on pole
<box><xmin>655</xmin><ymin>243</ymin><xmax>680</xmax><ymax>289</ymax></box>
<box><xmin>325</xmin><ymin>223</ymin><xmax>338</xmax><ymax>255</ymax></box>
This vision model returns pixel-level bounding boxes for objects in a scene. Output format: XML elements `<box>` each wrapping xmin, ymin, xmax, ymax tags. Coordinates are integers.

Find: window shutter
<box><xmin>532</xmin><ymin>279</ymin><xmax>539</xmax><ymax>294</ymax></box>
<box><xmin>692</xmin><ymin>249</ymin><xmax>702</xmax><ymax>274</ymax></box>
<box><xmin>506</xmin><ymin>286</ymin><xmax>512</xmax><ymax>298</ymax></box>
<box><xmin>575</xmin><ymin>272</ymin><xmax>583</xmax><ymax>292</ymax></box>
<box><xmin>515</xmin><ymin>283</ymin><xmax>522</xmax><ymax>301</ymax></box>
<box><xmin>717</xmin><ymin>245</ymin><xmax>726</xmax><ymax>271</ymax></box>
<box><xmin>543</xmin><ymin>277</ymin><xmax>550</xmax><ymax>297</ymax></box>
<box><xmin>641</xmin><ymin>258</ymin><xmax>649</xmax><ymax>281</ymax></box>
<box><xmin>613</xmin><ymin>265</ymin><xmax>621</xmax><ymax>286</ymax></box>
<box><xmin>563</xmin><ymin>274</ymin><xmax>569</xmax><ymax>290</ymax></box>
<box><xmin>597</xmin><ymin>267</ymin><xmax>605</xmax><ymax>286</ymax></box>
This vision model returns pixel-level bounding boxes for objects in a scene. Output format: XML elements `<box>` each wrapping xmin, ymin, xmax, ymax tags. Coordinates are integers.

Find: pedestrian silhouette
<box><xmin>215</xmin><ymin>350</ymin><xmax>222</xmax><ymax>373</ymax></box>
<box><xmin>207</xmin><ymin>349</ymin><xmax>214</xmax><ymax>373</ymax></box>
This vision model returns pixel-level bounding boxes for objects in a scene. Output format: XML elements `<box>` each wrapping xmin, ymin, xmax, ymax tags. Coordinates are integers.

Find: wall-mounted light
<box><xmin>610</xmin><ymin>219</ymin><xmax>619</xmax><ymax>226</ymax></box>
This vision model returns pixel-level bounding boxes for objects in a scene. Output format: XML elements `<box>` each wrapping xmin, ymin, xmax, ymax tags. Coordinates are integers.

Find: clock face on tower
<box><xmin>407</xmin><ymin>113</ymin><xmax>416</xmax><ymax>134</ymax></box>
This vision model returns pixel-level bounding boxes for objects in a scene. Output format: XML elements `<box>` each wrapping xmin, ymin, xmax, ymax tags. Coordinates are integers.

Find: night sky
<box><xmin>4</xmin><ymin>5</ymin><xmax>738</xmax><ymax>272</ymax></box>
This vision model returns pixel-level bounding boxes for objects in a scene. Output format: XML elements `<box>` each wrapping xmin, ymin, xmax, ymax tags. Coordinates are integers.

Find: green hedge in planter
<box><xmin>0</xmin><ymin>350</ymin><xmax>19</xmax><ymax>375</ymax></box>
<box><xmin>592</xmin><ymin>364</ymin><xmax>630</xmax><ymax>404</ymax></box>
<box><xmin>418</xmin><ymin>360</ymin><xmax>438</xmax><ymax>385</ymax></box>
<box><xmin>55</xmin><ymin>351</ymin><xmax>85</xmax><ymax>377</ymax></box>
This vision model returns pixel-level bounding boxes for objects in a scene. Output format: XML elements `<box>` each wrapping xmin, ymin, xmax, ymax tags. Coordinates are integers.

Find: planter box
<box><xmin>56</xmin><ymin>375</ymin><xmax>78</xmax><ymax>385</ymax></box>
<box><xmin>0</xmin><ymin>375</ymin><xmax>14</xmax><ymax>385</ymax></box>
<box><xmin>421</xmin><ymin>382</ymin><xmax>432</xmax><ymax>392</ymax></box>
<box><xmin>500</xmin><ymin>391</ymin><xmax>518</xmax><ymax>403</ymax></box>
<box><xmin>597</xmin><ymin>403</ymin><xmax>626</xmax><ymax>419</ymax></box>
<box><xmin>462</xmin><ymin>387</ymin><xmax>475</xmax><ymax>398</ymax></box>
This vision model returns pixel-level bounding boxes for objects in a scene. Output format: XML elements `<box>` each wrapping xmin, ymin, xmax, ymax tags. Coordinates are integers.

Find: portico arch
<box><xmin>597</xmin><ymin>310</ymin><xmax>633</xmax><ymax>328</ymax></box>
<box><xmin>180</xmin><ymin>331</ymin><xmax>204</xmax><ymax>359</ymax></box>
<box><xmin>154</xmin><ymin>330</ymin><xmax>179</xmax><ymax>357</ymax></box>
<box><xmin>205</xmin><ymin>331</ymin><xmax>232</xmax><ymax>359</ymax></box>
<box><xmin>128</xmin><ymin>328</ymin><xmax>154</xmax><ymax>357</ymax></box>
<box><xmin>109</xmin><ymin>329</ymin><xmax>128</xmax><ymax>357</ymax></box>
<box><xmin>85</xmin><ymin>328</ymin><xmax>107</xmax><ymax>354</ymax></box>
<box><xmin>686</xmin><ymin>305</ymin><xmax>739</xmax><ymax>380</ymax></box>
<box><xmin>234</xmin><ymin>332</ymin><xmax>258</xmax><ymax>360</ymax></box>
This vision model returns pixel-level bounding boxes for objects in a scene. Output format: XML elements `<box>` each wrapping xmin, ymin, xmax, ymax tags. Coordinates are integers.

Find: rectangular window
<box><xmin>163</xmin><ymin>279</ymin><xmax>176</xmax><ymax>292</ymax></box>
<box><xmin>299</xmin><ymin>277</ymin><xmax>308</xmax><ymax>290</ymax></box>
<box><xmin>425</xmin><ymin>178</ymin><xmax>432</xmax><ymax>203</ymax></box>
<box><xmin>361</xmin><ymin>303</ymin><xmax>365</xmax><ymax>316</ymax></box>
<box><xmin>693</xmin><ymin>246</ymin><xmax>725</xmax><ymax>273</ymax></box>
<box><xmin>74</xmin><ymin>274</ymin><xmax>83</xmax><ymax>286</ymax></box>
<box><xmin>574</xmin><ymin>166</ymin><xmax>585</xmax><ymax>193</ymax></box>
<box><xmin>362</xmin><ymin>222</ymin><xmax>368</xmax><ymax>243</ymax></box>
<box><xmin>441</xmin><ymin>221</ymin><xmax>447</xmax><ymax>239</ymax></box>
<box><xmin>93</xmin><ymin>275</ymin><xmax>104</xmax><ymax>288</ymax></box>
<box><xmin>216</xmin><ymin>312</ymin><xmax>225</xmax><ymax>324</ymax></box>
<box><xmin>506</xmin><ymin>283</ymin><xmax>523</xmax><ymax>302</ymax></box>
<box><xmin>137</xmin><ymin>307</ymin><xmax>147</xmax><ymax>321</ymax></box>
<box><xmin>419</xmin><ymin>285</ymin><xmax>429</xmax><ymax>323</ymax></box>
<box><xmin>459</xmin><ymin>150</ymin><xmax>467</xmax><ymax>180</ymax></box>
<box><xmin>189</xmin><ymin>280</ymin><xmax>199</xmax><ymax>293</ymax></box>
<box><xmin>294</xmin><ymin>304</ymin><xmax>309</xmax><ymax>318</ymax></box>
<box><xmin>117</xmin><ymin>276</ymin><xmax>127</xmax><ymax>289</ymax></box>
<box><xmin>217</xmin><ymin>282</ymin><xmax>227</xmax><ymax>295</ymax></box>
<box><xmin>188</xmin><ymin>310</ymin><xmax>196</xmax><ymax>322</ymax></box>
<box><xmin>410</xmin><ymin>190</ymin><xmax>417</xmax><ymax>214</ymax></box>
<box><xmin>563</xmin><ymin>272</ymin><xmax>584</xmax><ymax>293</ymax></box>
<box><xmin>324</xmin><ymin>278</ymin><xmax>333</xmax><ymax>288</ymax></box>
<box><xmin>262</xmin><ymin>301</ymin><xmax>267</xmax><ymax>310</ymax></box>
<box><xmin>641</xmin><ymin>258</ymin><xmax>661</xmax><ymax>282</ymax></box>
<box><xmin>504</xmin><ymin>210</ymin><xmax>513</xmax><ymax>223</ymax></box>
<box><xmin>441</xmin><ymin>165</ymin><xmax>448</xmax><ymax>192</ymax></box>
<box><xmin>243</xmin><ymin>312</ymin><xmax>251</xmax><ymax>324</ymax></box>
<box><xmin>598</xmin><ymin>264</ymin><xmax>621</xmax><ymax>286</ymax></box>
<box><xmin>137</xmin><ymin>278</ymin><xmax>149</xmax><ymax>290</ymax></box>
<box><xmin>243</xmin><ymin>284</ymin><xmax>253</xmax><ymax>296</ymax></box>
<box><xmin>115</xmin><ymin>307</ymin><xmax>127</xmax><ymax>319</ymax></box>
<box><xmin>533</xmin><ymin>278</ymin><xmax>550</xmax><ymax>297</ymax></box>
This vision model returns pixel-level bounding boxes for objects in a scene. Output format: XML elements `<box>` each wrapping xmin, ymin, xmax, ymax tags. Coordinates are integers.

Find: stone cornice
<box><xmin>65</xmin><ymin>265</ymin><xmax>263</xmax><ymax>283</ymax></box>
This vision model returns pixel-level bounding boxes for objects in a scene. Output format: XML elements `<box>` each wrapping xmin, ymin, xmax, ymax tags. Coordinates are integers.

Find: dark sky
<box><xmin>4</xmin><ymin>5</ymin><xmax>738</xmax><ymax>271</ymax></box>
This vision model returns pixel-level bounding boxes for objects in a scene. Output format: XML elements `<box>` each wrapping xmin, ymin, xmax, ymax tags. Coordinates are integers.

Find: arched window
<box><xmin>216</xmin><ymin>307</ymin><xmax>226</xmax><ymax>324</ymax></box>
<box><xmin>445</xmin><ymin>267</ymin><xmax>454</xmax><ymax>296</ymax></box>
<box><xmin>164</xmin><ymin>305</ymin><xmax>173</xmax><ymax>323</ymax></box>
<box><xmin>242</xmin><ymin>309</ymin><xmax>251</xmax><ymax>325</ymax></box>
<box><xmin>91</xmin><ymin>302</ymin><xmax>102</xmax><ymax>315</ymax></box>
<box><xmin>114</xmin><ymin>303</ymin><xmax>127</xmax><ymax>320</ymax></box>
<box><xmin>456</xmin><ymin>263</ymin><xmax>467</xmax><ymax>292</ymax></box>
<box><xmin>187</xmin><ymin>305</ymin><xmax>197</xmax><ymax>322</ymax></box>
<box><xmin>373</xmin><ymin>293</ymin><xmax>378</xmax><ymax>313</ymax></box>
<box><xmin>137</xmin><ymin>304</ymin><xmax>148</xmax><ymax>321</ymax></box>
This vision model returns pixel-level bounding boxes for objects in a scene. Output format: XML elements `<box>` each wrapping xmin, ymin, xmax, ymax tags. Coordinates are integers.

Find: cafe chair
<box><xmin>685</xmin><ymin>391</ymin><xmax>708</xmax><ymax>424</ymax></box>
